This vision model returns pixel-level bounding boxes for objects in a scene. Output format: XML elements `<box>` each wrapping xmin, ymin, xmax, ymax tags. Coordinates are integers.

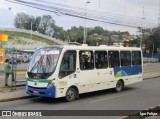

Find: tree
<box><xmin>32</xmin><ymin>16</ymin><xmax>41</xmax><ymax>32</ymax></box>
<box><xmin>136</xmin><ymin>26</ymin><xmax>160</xmax><ymax>52</ymax></box>
<box><xmin>14</xmin><ymin>13</ymin><xmax>56</xmax><ymax>36</ymax></box>
<box><xmin>14</xmin><ymin>12</ymin><xmax>32</xmax><ymax>29</ymax></box>
<box><xmin>38</xmin><ymin>15</ymin><xmax>55</xmax><ymax>36</ymax></box>
<box><xmin>91</xmin><ymin>26</ymin><xmax>104</xmax><ymax>35</ymax></box>
<box><xmin>52</xmin><ymin>25</ymin><xmax>67</xmax><ymax>41</ymax></box>
<box><xmin>67</xmin><ymin>26</ymin><xmax>84</xmax><ymax>43</ymax></box>
<box><xmin>14</xmin><ymin>12</ymin><xmax>142</xmax><ymax>45</ymax></box>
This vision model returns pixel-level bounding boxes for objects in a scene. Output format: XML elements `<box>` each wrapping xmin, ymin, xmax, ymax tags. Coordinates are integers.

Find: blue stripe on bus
<box><xmin>26</xmin><ymin>85</ymin><xmax>56</xmax><ymax>98</ymax></box>
<box><xmin>114</xmin><ymin>65</ymin><xmax>142</xmax><ymax>77</ymax></box>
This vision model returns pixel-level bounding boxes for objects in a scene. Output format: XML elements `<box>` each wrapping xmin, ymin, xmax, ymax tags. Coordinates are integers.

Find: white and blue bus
<box><xmin>26</xmin><ymin>43</ymin><xmax>143</xmax><ymax>101</ymax></box>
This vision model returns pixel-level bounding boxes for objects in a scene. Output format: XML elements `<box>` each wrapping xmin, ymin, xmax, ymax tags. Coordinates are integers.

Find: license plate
<box><xmin>33</xmin><ymin>90</ymin><xmax>39</xmax><ymax>94</ymax></box>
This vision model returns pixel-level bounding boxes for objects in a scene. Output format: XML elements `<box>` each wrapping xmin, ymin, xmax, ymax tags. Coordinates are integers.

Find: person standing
<box><xmin>4</xmin><ymin>59</ymin><xmax>11</xmax><ymax>86</ymax></box>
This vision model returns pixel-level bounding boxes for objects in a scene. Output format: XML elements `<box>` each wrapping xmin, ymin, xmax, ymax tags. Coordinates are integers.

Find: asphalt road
<box><xmin>0</xmin><ymin>77</ymin><xmax>160</xmax><ymax>119</ymax></box>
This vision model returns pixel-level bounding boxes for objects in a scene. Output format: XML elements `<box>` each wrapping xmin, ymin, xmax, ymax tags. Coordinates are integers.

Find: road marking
<box><xmin>90</xmin><ymin>92</ymin><xmax>137</xmax><ymax>104</ymax></box>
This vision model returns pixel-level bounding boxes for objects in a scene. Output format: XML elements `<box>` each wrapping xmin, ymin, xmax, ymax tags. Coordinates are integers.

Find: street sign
<box><xmin>0</xmin><ymin>34</ymin><xmax>8</xmax><ymax>42</ymax></box>
<box><xmin>0</xmin><ymin>48</ymin><xmax>5</xmax><ymax>64</ymax></box>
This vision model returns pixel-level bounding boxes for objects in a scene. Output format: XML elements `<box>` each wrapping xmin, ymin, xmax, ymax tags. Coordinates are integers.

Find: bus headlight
<box><xmin>47</xmin><ymin>79</ymin><xmax>55</xmax><ymax>88</ymax></box>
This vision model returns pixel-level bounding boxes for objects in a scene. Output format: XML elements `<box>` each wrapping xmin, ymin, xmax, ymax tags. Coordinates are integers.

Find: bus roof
<box><xmin>37</xmin><ymin>44</ymin><xmax>141</xmax><ymax>51</ymax></box>
<box><xmin>62</xmin><ymin>45</ymin><xmax>141</xmax><ymax>50</ymax></box>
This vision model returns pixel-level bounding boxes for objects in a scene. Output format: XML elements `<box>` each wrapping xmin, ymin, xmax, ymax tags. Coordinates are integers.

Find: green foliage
<box><xmin>0</xmin><ymin>30</ymin><xmax>53</xmax><ymax>45</ymax></box>
<box><xmin>0</xmin><ymin>42</ymin><xmax>6</xmax><ymax>48</ymax></box>
<box><xmin>16</xmin><ymin>38</ymin><xmax>29</xmax><ymax>44</ymax></box>
<box><xmin>14</xmin><ymin>12</ymin><xmax>59</xmax><ymax>37</ymax></box>
<box><xmin>67</xmin><ymin>26</ymin><xmax>84</xmax><ymax>43</ymax></box>
<box><xmin>126</xmin><ymin>37</ymin><xmax>140</xmax><ymax>47</ymax></box>
<box><xmin>66</xmin><ymin>26</ymin><xmax>131</xmax><ymax>45</ymax></box>
<box><xmin>138</xmin><ymin>27</ymin><xmax>160</xmax><ymax>52</ymax></box>
<box><xmin>13</xmin><ymin>12</ymin><xmax>138</xmax><ymax>46</ymax></box>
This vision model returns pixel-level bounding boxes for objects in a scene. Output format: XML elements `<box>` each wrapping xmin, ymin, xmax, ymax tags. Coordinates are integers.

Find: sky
<box><xmin>0</xmin><ymin>0</ymin><xmax>159</xmax><ymax>34</ymax></box>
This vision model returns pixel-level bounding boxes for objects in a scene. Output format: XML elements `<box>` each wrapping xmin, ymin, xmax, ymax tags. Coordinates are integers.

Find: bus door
<box><xmin>78</xmin><ymin>50</ymin><xmax>97</xmax><ymax>92</ymax></box>
<box><xmin>108</xmin><ymin>50</ymin><xmax>121</xmax><ymax>81</ymax></box>
<box><xmin>57</xmin><ymin>50</ymin><xmax>77</xmax><ymax>96</ymax></box>
<box><xmin>94</xmin><ymin>51</ymin><xmax>114</xmax><ymax>89</ymax></box>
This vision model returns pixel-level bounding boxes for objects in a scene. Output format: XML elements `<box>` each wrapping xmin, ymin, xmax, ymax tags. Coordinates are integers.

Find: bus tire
<box><xmin>65</xmin><ymin>87</ymin><xmax>76</xmax><ymax>102</ymax></box>
<box><xmin>115</xmin><ymin>80</ymin><xmax>124</xmax><ymax>93</ymax></box>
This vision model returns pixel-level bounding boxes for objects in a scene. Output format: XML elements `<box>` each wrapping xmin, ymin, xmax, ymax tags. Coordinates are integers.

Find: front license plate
<box><xmin>33</xmin><ymin>90</ymin><xmax>39</xmax><ymax>94</ymax></box>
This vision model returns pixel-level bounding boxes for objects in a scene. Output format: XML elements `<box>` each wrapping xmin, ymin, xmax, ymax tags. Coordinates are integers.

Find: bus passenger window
<box><xmin>120</xmin><ymin>51</ymin><xmax>131</xmax><ymax>67</ymax></box>
<box><xmin>59</xmin><ymin>51</ymin><xmax>76</xmax><ymax>78</ymax></box>
<box><xmin>132</xmin><ymin>51</ymin><xmax>141</xmax><ymax>66</ymax></box>
<box><xmin>108</xmin><ymin>51</ymin><xmax>120</xmax><ymax>68</ymax></box>
<box><xmin>79</xmin><ymin>51</ymin><xmax>94</xmax><ymax>70</ymax></box>
<box><xmin>95</xmin><ymin>51</ymin><xmax>108</xmax><ymax>69</ymax></box>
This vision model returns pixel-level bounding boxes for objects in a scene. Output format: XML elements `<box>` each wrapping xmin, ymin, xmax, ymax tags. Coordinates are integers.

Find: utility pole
<box><xmin>158</xmin><ymin>0</ymin><xmax>160</xmax><ymax>49</ymax></box>
<box><xmin>83</xmin><ymin>1</ymin><xmax>90</xmax><ymax>44</ymax></box>
<box><xmin>158</xmin><ymin>0</ymin><xmax>160</xmax><ymax>26</ymax></box>
<box><xmin>30</xmin><ymin>20</ymin><xmax>32</xmax><ymax>40</ymax></box>
<box><xmin>140</xmin><ymin>6</ymin><xmax>145</xmax><ymax>48</ymax></box>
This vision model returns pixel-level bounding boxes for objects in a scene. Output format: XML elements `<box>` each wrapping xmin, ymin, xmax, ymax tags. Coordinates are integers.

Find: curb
<box><xmin>0</xmin><ymin>96</ymin><xmax>33</xmax><ymax>103</ymax></box>
<box><xmin>144</xmin><ymin>76</ymin><xmax>160</xmax><ymax>80</ymax></box>
<box><xmin>0</xmin><ymin>84</ymin><xmax>25</xmax><ymax>89</ymax></box>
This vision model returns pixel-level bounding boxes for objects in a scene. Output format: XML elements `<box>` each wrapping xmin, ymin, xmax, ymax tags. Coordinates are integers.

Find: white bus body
<box><xmin>26</xmin><ymin>45</ymin><xmax>143</xmax><ymax>101</ymax></box>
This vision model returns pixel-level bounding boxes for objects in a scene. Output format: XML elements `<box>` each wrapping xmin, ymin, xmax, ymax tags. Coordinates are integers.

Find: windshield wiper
<box><xmin>30</xmin><ymin>55</ymin><xmax>44</xmax><ymax>73</ymax></box>
<box><xmin>30</xmin><ymin>61</ymin><xmax>38</xmax><ymax>73</ymax></box>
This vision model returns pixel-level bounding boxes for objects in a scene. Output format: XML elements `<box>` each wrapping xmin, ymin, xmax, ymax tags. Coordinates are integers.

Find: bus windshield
<box><xmin>28</xmin><ymin>47</ymin><xmax>61</xmax><ymax>76</ymax></box>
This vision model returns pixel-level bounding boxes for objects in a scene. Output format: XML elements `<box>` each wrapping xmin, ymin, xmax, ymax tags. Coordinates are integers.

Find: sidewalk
<box><xmin>0</xmin><ymin>87</ymin><xmax>32</xmax><ymax>102</ymax></box>
<box><xmin>0</xmin><ymin>63</ymin><xmax>27</xmax><ymax>87</ymax></box>
<box><xmin>0</xmin><ymin>71</ymin><xmax>26</xmax><ymax>88</ymax></box>
<box><xmin>0</xmin><ymin>71</ymin><xmax>30</xmax><ymax>102</ymax></box>
<box><xmin>143</xmin><ymin>71</ymin><xmax>160</xmax><ymax>79</ymax></box>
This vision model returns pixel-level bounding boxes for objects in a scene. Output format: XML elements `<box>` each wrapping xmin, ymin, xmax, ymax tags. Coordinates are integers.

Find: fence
<box><xmin>143</xmin><ymin>53</ymin><xmax>160</xmax><ymax>62</ymax></box>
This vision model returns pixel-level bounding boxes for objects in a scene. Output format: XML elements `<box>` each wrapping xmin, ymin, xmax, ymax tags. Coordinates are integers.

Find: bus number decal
<box><xmin>59</xmin><ymin>80</ymin><xmax>67</xmax><ymax>86</ymax></box>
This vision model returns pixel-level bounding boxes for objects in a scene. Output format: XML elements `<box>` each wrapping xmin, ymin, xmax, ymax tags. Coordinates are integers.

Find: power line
<box><xmin>5</xmin><ymin>0</ymin><xmax>158</xmax><ymax>28</ymax></box>
<box><xmin>33</xmin><ymin>0</ymin><xmax>158</xmax><ymax>22</ymax></box>
<box><xmin>8</xmin><ymin>0</ymin><xmax>157</xmax><ymax>26</ymax></box>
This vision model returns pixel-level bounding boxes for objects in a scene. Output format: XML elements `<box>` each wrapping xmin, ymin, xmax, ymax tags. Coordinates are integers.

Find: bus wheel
<box><xmin>115</xmin><ymin>80</ymin><xmax>124</xmax><ymax>93</ymax></box>
<box><xmin>65</xmin><ymin>87</ymin><xmax>76</xmax><ymax>102</ymax></box>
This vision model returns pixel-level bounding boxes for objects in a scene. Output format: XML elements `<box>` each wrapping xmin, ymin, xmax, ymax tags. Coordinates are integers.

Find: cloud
<box><xmin>0</xmin><ymin>0</ymin><xmax>8</xmax><ymax>9</ymax></box>
<box><xmin>127</xmin><ymin>0</ymin><xmax>159</xmax><ymax>17</ymax></box>
<box><xmin>0</xmin><ymin>9</ymin><xmax>14</xmax><ymax>27</ymax></box>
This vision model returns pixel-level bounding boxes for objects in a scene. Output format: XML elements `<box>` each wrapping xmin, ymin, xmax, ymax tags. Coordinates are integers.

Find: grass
<box><xmin>0</xmin><ymin>30</ymin><xmax>59</xmax><ymax>45</ymax></box>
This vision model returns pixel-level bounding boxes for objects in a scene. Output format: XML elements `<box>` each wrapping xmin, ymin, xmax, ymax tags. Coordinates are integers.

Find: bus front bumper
<box><xmin>26</xmin><ymin>85</ymin><xmax>56</xmax><ymax>98</ymax></box>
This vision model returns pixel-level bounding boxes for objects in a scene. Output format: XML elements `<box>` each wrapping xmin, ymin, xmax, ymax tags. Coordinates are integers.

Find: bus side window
<box><xmin>132</xmin><ymin>51</ymin><xmax>141</xmax><ymax>66</ymax></box>
<box><xmin>120</xmin><ymin>51</ymin><xmax>131</xmax><ymax>67</ymax></box>
<box><xmin>108</xmin><ymin>51</ymin><xmax>120</xmax><ymax>68</ymax></box>
<box><xmin>79</xmin><ymin>51</ymin><xmax>94</xmax><ymax>70</ymax></box>
<box><xmin>95</xmin><ymin>51</ymin><xmax>108</xmax><ymax>69</ymax></box>
<box><xmin>59</xmin><ymin>50</ymin><xmax>76</xmax><ymax>79</ymax></box>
